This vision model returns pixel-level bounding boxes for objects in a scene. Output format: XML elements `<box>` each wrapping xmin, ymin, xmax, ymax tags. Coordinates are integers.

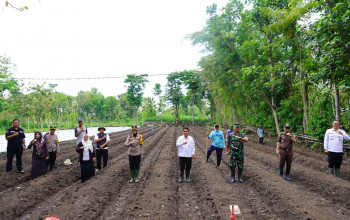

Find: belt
<box><xmin>280</xmin><ymin>148</ymin><xmax>292</xmax><ymax>151</ymax></box>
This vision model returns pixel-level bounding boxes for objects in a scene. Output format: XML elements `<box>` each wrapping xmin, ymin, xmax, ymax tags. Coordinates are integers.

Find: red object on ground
<box><xmin>230</xmin><ymin>211</ymin><xmax>236</xmax><ymax>220</ymax></box>
<box><xmin>45</xmin><ymin>217</ymin><xmax>60</xmax><ymax>220</ymax></box>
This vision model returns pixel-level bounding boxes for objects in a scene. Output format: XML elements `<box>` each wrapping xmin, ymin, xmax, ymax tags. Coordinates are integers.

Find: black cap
<box><xmin>214</xmin><ymin>124</ymin><xmax>219</xmax><ymax>127</ymax></box>
<box><xmin>50</xmin><ymin>126</ymin><xmax>56</xmax><ymax>130</ymax></box>
<box><xmin>78</xmin><ymin>118</ymin><xmax>83</xmax><ymax>122</ymax></box>
<box><xmin>234</xmin><ymin>123</ymin><xmax>241</xmax><ymax>127</ymax></box>
<box><xmin>284</xmin><ymin>124</ymin><xmax>290</xmax><ymax>128</ymax></box>
<box><xmin>98</xmin><ymin>126</ymin><xmax>106</xmax><ymax>131</ymax></box>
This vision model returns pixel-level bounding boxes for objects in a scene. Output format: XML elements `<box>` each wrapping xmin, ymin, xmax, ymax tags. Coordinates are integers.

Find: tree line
<box><xmin>188</xmin><ymin>0</ymin><xmax>350</xmax><ymax>140</ymax></box>
<box><xmin>0</xmin><ymin>56</ymin><xmax>208</xmax><ymax>132</ymax></box>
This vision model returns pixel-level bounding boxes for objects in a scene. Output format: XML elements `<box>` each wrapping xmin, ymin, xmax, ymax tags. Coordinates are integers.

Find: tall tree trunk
<box><xmin>300</xmin><ymin>44</ymin><xmax>308</xmax><ymax>133</ymax></box>
<box><xmin>175</xmin><ymin>106</ymin><xmax>179</xmax><ymax>125</ymax></box>
<box><xmin>334</xmin><ymin>82</ymin><xmax>340</xmax><ymax>121</ymax></box>
<box><xmin>267</xmin><ymin>33</ymin><xmax>280</xmax><ymax>134</ymax></box>
<box><xmin>134</xmin><ymin>109</ymin><xmax>138</xmax><ymax>126</ymax></box>
<box><xmin>192</xmin><ymin>96</ymin><xmax>195</xmax><ymax>126</ymax></box>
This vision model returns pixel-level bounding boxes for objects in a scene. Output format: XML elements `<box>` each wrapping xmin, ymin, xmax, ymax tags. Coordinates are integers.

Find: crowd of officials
<box><xmin>4</xmin><ymin>118</ymin><xmax>349</xmax><ymax>183</ymax></box>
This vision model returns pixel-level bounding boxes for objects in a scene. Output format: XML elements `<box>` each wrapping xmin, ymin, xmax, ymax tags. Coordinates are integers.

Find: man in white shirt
<box><xmin>176</xmin><ymin>127</ymin><xmax>195</xmax><ymax>183</ymax></box>
<box><xmin>324</xmin><ymin>120</ymin><xmax>350</xmax><ymax>177</ymax></box>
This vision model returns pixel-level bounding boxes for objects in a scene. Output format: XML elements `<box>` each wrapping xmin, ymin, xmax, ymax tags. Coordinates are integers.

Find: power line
<box><xmin>9</xmin><ymin>73</ymin><xmax>170</xmax><ymax>81</ymax></box>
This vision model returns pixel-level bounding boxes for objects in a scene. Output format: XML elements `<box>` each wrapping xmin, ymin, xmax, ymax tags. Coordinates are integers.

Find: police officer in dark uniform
<box><xmin>276</xmin><ymin>124</ymin><xmax>296</xmax><ymax>181</ymax></box>
<box><xmin>5</xmin><ymin>119</ymin><xmax>26</xmax><ymax>174</ymax></box>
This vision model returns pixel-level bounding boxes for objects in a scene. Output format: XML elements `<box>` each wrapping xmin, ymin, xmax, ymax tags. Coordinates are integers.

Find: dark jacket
<box><xmin>27</xmin><ymin>140</ymin><xmax>49</xmax><ymax>159</ymax></box>
<box><xmin>76</xmin><ymin>142</ymin><xmax>96</xmax><ymax>161</ymax></box>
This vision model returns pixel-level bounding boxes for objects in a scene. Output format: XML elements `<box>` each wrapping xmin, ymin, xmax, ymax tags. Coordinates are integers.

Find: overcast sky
<box><xmin>1</xmin><ymin>0</ymin><xmax>228</xmax><ymax>98</ymax></box>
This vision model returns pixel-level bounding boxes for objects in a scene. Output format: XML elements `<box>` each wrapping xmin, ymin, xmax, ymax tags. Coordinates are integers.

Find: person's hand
<box><xmin>23</xmin><ymin>147</ymin><xmax>26</xmax><ymax>151</ymax></box>
<box><xmin>46</xmin><ymin>157</ymin><xmax>49</xmax><ymax>160</ymax></box>
<box><xmin>80</xmin><ymin>146</ymin><xmax>85</xmax><ymax>149</ymax></box>
<box><xmin>276</xmin><ymin>149</ymin><xmax>280</xmax><ymax>154</ymax></box>
<box><xmin>99</xmin><ymin>145</ymin><xmax>103</xmax><ymax>149</ymax></box>
<box><xmin>286</xmin><ymin>132</ymin><xmax>292</xmax><ymax>136</ymax></box>
<box><xmin>92</xmin><ymin>157</ymin><xmax>96</xmax><ymax>162</ymax></box>
<box><xmin>206</xmin><ymin>132</ymin><xmax>209</xmax><ymax>137</ymax></box>
<box><xmin>337</xmin><ymin>130</ymin><xmax>343</xmax><ymax>135</ymax></box>
<box><xmin>33</xmin><ymin>139</ymin><xmax>37</xmax><ymax>143</ymax></box>
<box><xmin>57</xmin><ymin>152</ymin><xmax>60</xmax><ymax>155</ymax></box>
<box><xmin>225</xmin><ymin>151</ymin><xmax>229</xmax><ymax>155</ymax></box>
<box><xmin>191</xmin><ymin>154</ymin><xmax>195</xmax><ymax>158</ymax></box>
<box><xmin>141</xmin><ymin>155</ymin><xmax>144</xmax><ymax>159</ymax></box>
<box><xmin>13</xmin><ymin>132</ymin><xmax>19</xmax><ymax>136</ymax></box>
<box><xmin>103</xmin><ymin>136</ymin><xmax>106</xmax><ymax>140</ymax></box>
<box><xmin>130</xmin><ymin>140</ymin><xmax>135</xmax><ymax>144</ymax></box>
<box><xmin>324</xmin><ymin>149</ymin><xmax>329</xmax><ymax>154</ymax></box>
<box><xmin>183</xmin><ymin>141</ymin><xmax>187</xmax><ymax>145</ymax></box>
<box><xmin>45</xmin><ymin>132</ymin><xmax>49</xmax><ymax>136</ymax></box>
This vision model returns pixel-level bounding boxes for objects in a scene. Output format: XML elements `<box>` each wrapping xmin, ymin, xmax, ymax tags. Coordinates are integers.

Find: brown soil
<box><xmin>0</xmin><ymin>126</ymin><xmax>349</xmax><ymax>219</ymax></box>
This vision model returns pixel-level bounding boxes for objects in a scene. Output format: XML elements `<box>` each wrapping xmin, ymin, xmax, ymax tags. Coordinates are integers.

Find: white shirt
<box><xmin>176</xmin><ymin>135</ymin><xmax>195</xmax><ymax>157</ymax></box>
<box><xmin>94</xmin><ymin>133</ymin><xmax>110</xmax><ymax>149</ymax></box>
<box><xmin>324</xmin><ymin>128</ymin><xmax>350</xmax><ymax>153</ymax></box>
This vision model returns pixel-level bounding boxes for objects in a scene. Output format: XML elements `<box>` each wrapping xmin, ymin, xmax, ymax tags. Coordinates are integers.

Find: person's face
<box><xmin>215</xmin><ymin>126</ymin><xmax>219</xmax><ymax>131</ymax></box>
<box><xmin>332</xmin><ymin>121</ymin><xmax>340</xmax><ymax>129</ymax></box>
<box><xmin>50</xmin><ymin>129</ymin><xmax>55</xmax><ymax>134</ymax></box>
<box><xmin>132</xmin><ymin>130</ymin><xmax>137</xmax><ymax>134</ymax></box>
<box><xmin>79</xmin><ymin>121</ymin><xmax>83</xmax><ymax>126</ymax></box>
<box><xmin>35</xmin><ymin>133</ymin><xmax>40</xmax><ymax>139</ymax></box>
<box><xmin>230</xmin><ymin>126</ymin><xmax>233</xmax><ymax>130</ymax></box>
<box><xmin>234</xmin><ymin>126</ymin><xmax>240</xmax><ymax>132</ymax></box>
<box><xmin>183</xmin><ymin>129</ymin><xmax>189</xmax><ymax>137</ymax></box>
<box><xmin>13</xmin><ymin>120</ymin><xmax>19</xmax><ymax>128</ymax></box>
<box><xmin>83</xmin><ymin>135</ymin><xmax>88</xmax><ymax>141</ymax></box>
<box><xmin>284</xmin><ymin>127</ymin><xmax>290</xmax><ymax>133</ymax></box>
<box><xmin>99</xmin><ymin>129</ymin><xmax>104</xmax><ymax>134</ymax></box>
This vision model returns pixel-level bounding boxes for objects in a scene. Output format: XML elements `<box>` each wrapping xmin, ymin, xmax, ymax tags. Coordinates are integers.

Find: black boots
<box><xmin>231</xmin><ymin>167</ymin><xmax>235</xmax><ymax>183</ymax></box>
<box><xmin>335</xmin><ymin>168</ymin><xmax>340</xmax><ymax>177</ymax></box>
<box><xmin>186</xmin><ymin>170</ymin><xmax>191</xmax><ymax>183</ymax></box>
<box><xmin>285</xmin><ymin>167</ymin><xmax>292</xmax><ymax>181</ymax></box>
<box><xmin>238</xmin><ymin>169</ymin><xmax>243</xmax><ymax>183</ymax></box>
<box><xmin>279</xmin><ymin>167</ymin><xmax>283</xmax><ymax>178</ymax></box>
<box><xmin>179</xmin><ymin>170</ymin><xmax>184</xmax><ymax>183</ymax></box>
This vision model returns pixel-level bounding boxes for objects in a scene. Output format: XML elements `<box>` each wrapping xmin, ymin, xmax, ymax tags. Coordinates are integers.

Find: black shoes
<box><xmin>19</xmin><ymin>170</ymin><xmax>24</xmax><ymax>174</ymax></box>
<box><xmin>238</xmin><ymin>169</ymin><xmax>243</xmax><ymax>183</ymax></box>
<box><xmin>285</xmin><ymin>175</ymin><xmax>292</xmax><ymax>181</ymax></box>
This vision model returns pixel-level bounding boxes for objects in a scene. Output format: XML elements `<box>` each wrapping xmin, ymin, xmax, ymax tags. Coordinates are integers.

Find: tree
<box><xmin>124</xmin><ymin>74</ymin><xmax>149</xmax><ymax>125</ymax></box>
<box><xmin>181</xmin><ymin>70</ymin><xmax>203</xmax><ymax>125</ymax></box>
<box><xmin>166</xmin><ymin>72</ymin><xmax>183</xmax><ymax>125</ymax></box>
<box><xmin>152</xmin><ymin>83</ymin><xmax>166</xmax><ymax>124</ymax></box>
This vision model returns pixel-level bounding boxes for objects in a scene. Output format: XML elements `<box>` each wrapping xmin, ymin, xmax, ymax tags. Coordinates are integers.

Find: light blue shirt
<box><xmin>257</xmin><ymin>128</ymin><xmax>264</xmax><ymax>138</ymax></box>
<box><xmin>208</xmin><ymin>130</ymin><xmax>225</xmax><ymax>148</ymax></box>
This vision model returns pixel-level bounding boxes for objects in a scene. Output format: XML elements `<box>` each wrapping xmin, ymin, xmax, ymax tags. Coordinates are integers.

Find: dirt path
<box><xmin>1</xmin><ymin>125</ymin><xmax>349</xmax><ymax>219</ymax></box>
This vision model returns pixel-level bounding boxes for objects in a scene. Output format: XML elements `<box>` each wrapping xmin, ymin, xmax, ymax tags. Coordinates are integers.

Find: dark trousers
<box><xmin>179</xmin><ymin>157</ymin><xmax>192</xmax><ymax>178</ymax></box>
<box><xmin>6</xmin><ymin>148</ymin><xmax>23</xmax><ymax>172</ymax></box>
<box><xmin>328</xmin><ymin>152</ymin><xmax>343</xmax><ymax>169</ymax></box>
<box><xmin>207</xmin><ymin>145</ymin><xmax>223</xmax><ymax>166</ymax></box>
<box><xmin>80</xmin><ymin>160</ymin><xmax>95</xmax><ymax>182</ymax></box>
<box><xmin>96</xmin><ymin>149</ymin><xmax>108</xmax><ymax>170</ymax></box>
<box><xmin>259</xmin><ymin>137</ymin><xmax>264</xmax><ymax>144</ymax></box>
<box><xmin>46</xmin><ymin>151</ymin><xmax>57</xmax><ymax>171</ymax></box>
<box><xmin>279</xmin><ymin>149</ymin><xmax>293</xmax><ymax>175</ymax></box>
<box><xmin>129</xmin><ymin>155</ymin><xmax>141</xmax><ymax>170</ymax></box>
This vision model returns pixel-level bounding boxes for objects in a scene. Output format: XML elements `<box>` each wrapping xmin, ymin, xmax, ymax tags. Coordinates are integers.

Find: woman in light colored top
<box><xmin>76</xmin><ymin>134</ymin><xmax>96</xmax><ymax>182</ymax></box>
<box><xmin>176</xmin><ymin>127</ymin><xmax>195</xmax><ymax>183</ymax></box>
<box><xmin>125</xmin><ymin>126</ymin><xmax>143</xmax><ymax>183</ymax></box>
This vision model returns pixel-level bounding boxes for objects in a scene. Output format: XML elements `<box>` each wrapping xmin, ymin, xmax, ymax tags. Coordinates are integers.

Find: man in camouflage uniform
<box><xmin>225</xmin><ymin>123</ymin><xmax>249</xmax><ymax>183</ymax></box>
